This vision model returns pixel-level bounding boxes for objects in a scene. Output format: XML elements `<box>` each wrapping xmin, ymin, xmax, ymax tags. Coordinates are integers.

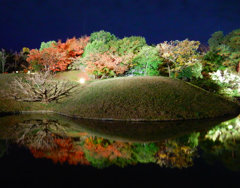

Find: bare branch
<box><xmin>6</xmin><ymin>71</ymin><xmax>78</xmax><ymax>103</ymax></box>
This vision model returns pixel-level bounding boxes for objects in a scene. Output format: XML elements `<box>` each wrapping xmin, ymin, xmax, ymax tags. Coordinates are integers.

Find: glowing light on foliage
<box><xmin>79</xmin><ymin>78</ymin><xmax>85</xmax><ymax>84</ymax></box>
<box><xmin>210</xmin><ymin>69</ymin><xmax>240</xmax><ymax>96</ymax></box>
<box><xmin>205</xmin><ymin>117</ymin><xmax>240</xmax><ymax>142</ymax></box>
<box><xmin>26</xmin><ymin>36</ymin><xmax>89</xmax><ymax>72</ymax></box>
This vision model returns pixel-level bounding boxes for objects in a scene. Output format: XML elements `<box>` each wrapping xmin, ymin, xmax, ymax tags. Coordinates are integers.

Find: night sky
<box><xmin>1</xmin><ymin>0</ymin><xmax>240</xmax><ymax>51</ymax></box>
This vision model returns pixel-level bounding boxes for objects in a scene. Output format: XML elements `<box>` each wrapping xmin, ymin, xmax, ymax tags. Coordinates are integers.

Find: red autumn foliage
<box><xmin>26</xmin><ymin>36</ymin><xmax>89</xmax><ymax>72</ymax></box>
<box><xmin>56</xmin><ymin>36</ymin><xmax>89</xmax><ymax>57</ymax></box>
<box><xmin>30</xmin><ymin>138</ymin><xmax>90</xmax><ymax>165</ymax></box>
<box><xmin>84</xmin><ymin>52</ymin><xmax>134</xmax><ymax>78</ymax></box>
<box><xmin>27</xmin><ymin>48</ymin><xmax>68</xmax><ymax>71</ymax></box>
<box><xmin>84</xmin><ymin>137</ymin><xmax>130</xmax><ymax>160</ymax></box>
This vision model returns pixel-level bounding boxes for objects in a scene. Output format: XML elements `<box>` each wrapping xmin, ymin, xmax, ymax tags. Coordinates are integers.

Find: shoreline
<box><xmin>0</xmin><ymin>110</ymin><xmax>238</xmax><ymax>122</ymax></box>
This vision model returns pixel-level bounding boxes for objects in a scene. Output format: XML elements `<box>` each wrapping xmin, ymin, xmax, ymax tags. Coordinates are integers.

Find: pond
<box><xmin>0</xmin><ymin>113</ymin><xmax>240</xmax><ymax>186</ymax></box>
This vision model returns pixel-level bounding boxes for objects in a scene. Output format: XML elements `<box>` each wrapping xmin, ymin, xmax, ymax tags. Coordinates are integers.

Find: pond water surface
<box><xmin>0</xmin><ymin>113</ymin><xmax>240</xmax><ymax>187</ymax></box>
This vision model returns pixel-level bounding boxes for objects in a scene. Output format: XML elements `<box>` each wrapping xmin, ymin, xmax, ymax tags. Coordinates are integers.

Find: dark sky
<box><xmin>1</xmin><ymin>0</ymin><xmax>240</xmax><ymax>51</ymax></box>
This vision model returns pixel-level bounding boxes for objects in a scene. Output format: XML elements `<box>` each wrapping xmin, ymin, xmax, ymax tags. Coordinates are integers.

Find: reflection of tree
<box><xmin>8</xmin><ymin>118</ymin><xmax>89</xmax><ymax>165</ymax></box>
<box><xmin>84</xmin><ymin>137</ymin><xmax>133</xmax><ymax>168</ymax></box>
<box><xmin>205</xmin><ymin>117</ymin><xmax>240</xmax><ymax>142</ymax></box>
<box><xmin>82</xmin><ymin>133</ymin><xmax>199</xmax><ymax>169</ymax></box>
<box><xmin>156</xmin><ymin>132</ymin><xmax>199</xmax><ymax>168</ymax></box>
<box><xmin>131</xmin><ymin>143</ymin><xmax>158</xmax><ymax>163</ymax></box>
<box><xmin>156</xmin><ymin>140</ymin><xmax>196</xmax><ymax>168</ymax></box>
<box><xmin>31</xmin><ymin>138</ymin><xmax>89</xmax><ymax>165</ymax></box>
<box><xmin>0</xmin><ymin>140</ymin><xmax>7</xmax><ymax>158</ymax></box>
<box><xmin>6</xmin><ymin>116</ymin><xmax>201</xmax><ymax>169</ymax></box>
<box><xmin>11</xmin><ymin>119</ymin><xmax>67</xmax><ymax>150</ymax></box>
<box><xmin>202</xmin><ymin>117</ymin><xmax>240</xmax><ymax>171</ymax></box>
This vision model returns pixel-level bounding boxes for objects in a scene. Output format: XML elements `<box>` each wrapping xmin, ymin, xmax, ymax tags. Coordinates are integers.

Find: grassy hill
<box><xmin>57</xmin><ymin>76</ymin><xmax>240</xmax><ymax>120</ymax></box>
<box><xmin>0</xmin><ymin>73</ymin><xmax>239</xmax><ymax>120</ymax></box>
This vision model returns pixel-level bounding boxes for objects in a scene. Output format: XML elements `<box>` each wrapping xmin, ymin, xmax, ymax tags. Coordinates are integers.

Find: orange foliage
<box><xmin>56</xmin><ymin>36</ymin><xmax>89</xmax><ymax>57</ymax></box>
<box><xmin>27</xmin><ymin>48</ymin><xmax>68</xmax><ymax>71</ymax></box>
<box><xmin>30</xmin><ymin>138</ymin><xmax>90</xmax><ymax>165</ymax></box>
<box><xmin>85</xmin><ymin>52</ymin><xmax>134</xmax><ymax>78</ymax></box>
<box><xmin>27</xmin><ymin>36</ymin><xmax>89</xmax><ymax>72</ymax></box>
<box><xmin>84</xmin><ymin>137</ymin><xmax>130</xmax><ymax>160</ymax></box>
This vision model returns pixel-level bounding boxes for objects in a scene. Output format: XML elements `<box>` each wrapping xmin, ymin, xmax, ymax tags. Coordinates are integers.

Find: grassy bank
<box><xmin>0</xmin><ymin>73</ymin><xmax>239</xmax><ymax>121</ymax></box>
<box><xmin>57</xmin><ymin>76</ymin><xmax>240</xmax><ymax>120</ymax></box>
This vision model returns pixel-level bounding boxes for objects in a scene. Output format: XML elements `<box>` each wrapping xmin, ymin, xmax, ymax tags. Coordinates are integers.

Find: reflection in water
<box><xmin>0</xmin><ymin>140</ymin><xmax>7</xmax><ymax>159</ymax></box>
<box><xmin>201</xmin><ymin>115</ymin><xmax>240</xmax><ymax>171</ymax></box>
<box><xmin>0</xmin><ymin>114</ymin><xmax>239</xmax><ymax>169</ymax></box>
<box><xmin>11</xmin><ymin>119</ymin><xmax>67</xmax><ymax>150</ymax></box>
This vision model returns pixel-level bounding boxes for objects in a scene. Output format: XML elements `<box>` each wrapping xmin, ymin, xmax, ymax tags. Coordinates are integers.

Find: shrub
<box><xmin>178</xmin><ymin>61</ymin><xmax>203</xmax><ymax>80</ymax></box>
<box><xmin>209</xmin><ymin>69</ymin><xmax>240</xmax><ymax>97</ymax></box>
<box><xmin>186</xmin><ymin>78</ymin><xmax>221</xmax><ymax>93</ymax></box>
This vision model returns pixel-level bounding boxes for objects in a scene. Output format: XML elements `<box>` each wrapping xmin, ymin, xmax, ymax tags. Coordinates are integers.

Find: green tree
<box><xmin>128</xmin><ymin>46</ymin><xmax>163</xmax><ymax>76</ymax></box>
<box><xmin>208</xmin><ymin>31</ymin><xmax>224</xmax><ymax>50</ymax></box>
<box><xmin>207</xmin><ymin>29</ymin><xmax>240</xmax><ymax>72</ymax></box>
<box><xmin>90</xmin><ymin>30</ymin><xmax>117</xmax><ymax>43</ymax></box>
<box><xmin>132</xmin><ymin>143</ymin><xmax>158</xmax><ymax>163</ymax></box>
<box><xmin>108</xmin><ymin>36</ymin><xmax>147</xmax><ymax>56</ymax></box>
<box><xmin>39</xmin><ymin>41</ymin><xmax>56</xmax><ymax>51</ymax></box>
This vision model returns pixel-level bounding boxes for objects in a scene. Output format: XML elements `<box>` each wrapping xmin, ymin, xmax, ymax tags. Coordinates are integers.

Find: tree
<box><xmin>7</xmin><ymin>71</ymin><xmax>78</xmax><ymax>103</ymax></box>
<box><xmin>157</xmin><ymin>39</ymin><xmax>201</xmax><ymax>78</ymax></box>
<box><xmin>207</xmin><ymin>29</ymin><xmax>240</xmax><ymax>72</ymax></box>
<box><xmin>0</xmin><ymin>49</ymin><xmax>7</xmax><ymax>73</ymax></box>
<box><xmin>76</xmin><ymin>52</ymin><xmax>134</xmax><ymax>79</ymax></box>
<box><xmin>27</xmin><ymin>36</ymin><xmax>89</xmax><ymax>72</ymax></box>
<box><xmin>39</xmin><ymin>41</ymin><xmax>56</xmax><ymax>51</ymax></box>
<box><xmin>127</xmin><ymin>46</ymin><xmax>163</xmax><ymax>76</ymax></box>
<box><xmin>208</xmin><ymin>31</ymin><xmax>224</xmax><ymax>50</ymax></box>
<box><xmin>90</xmin><ymin>30</ymin><xmax>117</xmax><ymax>43</ymax></box>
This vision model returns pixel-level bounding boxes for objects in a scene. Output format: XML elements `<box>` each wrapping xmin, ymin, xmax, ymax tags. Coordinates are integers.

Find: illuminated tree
<box><xmin>74</xmin><ymin>52</ymin><xmax>134</xmax><ymax>79</ymax></box>
<box><xmin>157</xmin><ymin>39</ymin><xmax>202</xmax><ymax>79</ymax></box>
<box><xmin>83</xmin><ymin>137</ymin><xmax>132</xmax><ymax>168</ymax></box>
<box><xmin>127</xmin><ymin>46</ymin><xmax>163</xmax><ymax>76</ymax></box>
<box><xmin>8</xmin><ymin>71</ymin><xmax>78</xmax><ymax>103</ymax></box>
<box><xmin>207</xmin><ymin>29</ymin><xmax>240</xmax><ymax>72</ymax></box>
<box><xmin>27</xmin><ymin>36</ymin><xmax>89</xmax><ymax>72</ymax></box>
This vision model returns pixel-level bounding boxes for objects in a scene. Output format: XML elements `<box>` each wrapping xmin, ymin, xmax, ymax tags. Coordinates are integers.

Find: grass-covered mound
<box><xmin>58</xmin><ymin>76</ymin><xmax>240</xmax><ymax>120</ymax></box>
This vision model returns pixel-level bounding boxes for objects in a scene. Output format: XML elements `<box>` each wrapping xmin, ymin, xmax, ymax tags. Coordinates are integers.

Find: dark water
<box><xmin>0</xmin><ymin>113</ymin><xmax>240</xmax><ymax>187</ymax></box>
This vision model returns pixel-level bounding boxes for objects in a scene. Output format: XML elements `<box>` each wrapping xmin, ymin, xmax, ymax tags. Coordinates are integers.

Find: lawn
<box><xmin>0</xmin><ymin>73</ymin><xmax>239</xmax><ymax>120</ymax></box>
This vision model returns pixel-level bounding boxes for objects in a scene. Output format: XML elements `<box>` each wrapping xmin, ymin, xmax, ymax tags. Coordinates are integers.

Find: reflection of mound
<box><xmin>71</xmin><ymin>116</ymin><xmax>235</xmax><ymax>142</ymax></box>
<box><xmin>0</xmin><ymin>114</ymin><xmax>235</xmax><ymax>169</ymax></box>
<box><xmin>0</xmin><ymin>113</ymin><xmax>236</xmax><ymax>143</ymax></box>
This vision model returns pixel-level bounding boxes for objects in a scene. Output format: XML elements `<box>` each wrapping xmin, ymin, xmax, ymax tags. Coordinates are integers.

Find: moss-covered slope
<box><xmin>57</xmin><ymin>76</ymin><xmax>240</xmax><ymax>120</ymax></box>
